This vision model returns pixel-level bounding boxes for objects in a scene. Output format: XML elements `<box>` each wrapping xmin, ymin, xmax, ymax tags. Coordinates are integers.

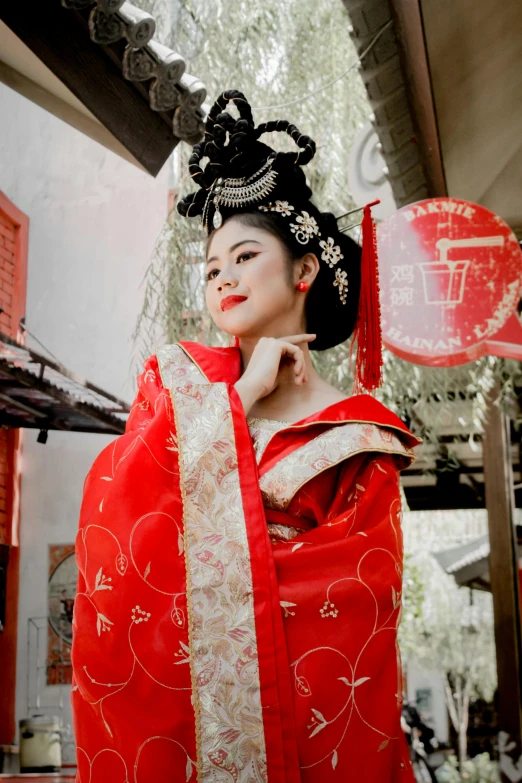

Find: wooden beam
<box><xmin>483</xmin><ymin>382</ymin><xmax>522</xmax><ymax>778</ymax></box>
<box><xmin>0</xmin><ymin>3</ymin><xmax>176</xmax><ymax>176</ymax></box>
<box><xmin>389</xmin><ymin>0</ymin><xmax>448</xmax><ymax>197</ymax></box>
<box><xmin>0</xmin><ymin>59</ymin><xmax>147</xmax><ymax>172</ymax></box>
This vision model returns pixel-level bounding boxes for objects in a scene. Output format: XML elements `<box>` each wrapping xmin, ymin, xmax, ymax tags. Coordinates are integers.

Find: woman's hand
<box><xmin>234</xmin><ymin>334</ymin><xmax>315</xmax><ymax>415</ymax></box>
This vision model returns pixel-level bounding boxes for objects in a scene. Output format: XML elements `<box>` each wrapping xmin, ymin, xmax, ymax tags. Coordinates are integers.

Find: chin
<box><xmin>214</xmin><ymin>312</ymin><xmax>261</xmax><ymax>336</ymax></box>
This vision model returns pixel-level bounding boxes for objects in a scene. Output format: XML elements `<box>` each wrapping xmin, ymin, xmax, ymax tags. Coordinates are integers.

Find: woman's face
<box><xmin>205</xmin><ymin>217</ymin><xmax>306</xmax><ymax>339</ymax></box>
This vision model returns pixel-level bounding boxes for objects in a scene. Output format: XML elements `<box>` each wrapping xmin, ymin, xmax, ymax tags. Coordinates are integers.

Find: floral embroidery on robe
<box><xmin>71</xmin><ymin>341</ymin><xmax>420</xmax><ymax>783</ymax></box>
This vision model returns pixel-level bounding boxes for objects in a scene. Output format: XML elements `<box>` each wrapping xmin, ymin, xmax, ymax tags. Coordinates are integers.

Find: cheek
<box><xmin>205</xmin><ymin>281</ymin><xmax>219</xmax><ymax>310</ymax></box>
<box><xmin>246</xmin><ymin>259</ymin><xmax>293</xmax><ymax>304</ymax></box>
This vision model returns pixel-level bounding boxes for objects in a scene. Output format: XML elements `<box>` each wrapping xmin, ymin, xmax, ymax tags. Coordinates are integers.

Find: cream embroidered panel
<box><xmin>157</xmin><ymin>343</ymin><xmax>415</xmax><ymax>514</ymax></box>
<box><xmin>247</xmin><ymin>416</ymin><xmax>287</xmax><ymax>464</ymax></box>
<box><xmin>157</xmin><ymin>344</ymin><xmax>268</xmax><ymax>783</ymax></box>
<box><xmin>258</xmin><ymin>422</ymin><xmax>415</xmax><ymax>511</ymax></box>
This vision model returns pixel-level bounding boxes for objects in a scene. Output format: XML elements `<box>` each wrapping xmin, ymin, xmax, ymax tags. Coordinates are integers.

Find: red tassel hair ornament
<box><xmin>352</xmin><ymin>199</ymin><xmax>383</xmax><ymax>394</ymax></box>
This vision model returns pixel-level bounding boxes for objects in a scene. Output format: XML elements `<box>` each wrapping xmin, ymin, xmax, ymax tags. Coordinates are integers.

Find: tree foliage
<box><xmin>400</xmin><ymin>514</ymin><xmax>497</xmax><ymax>768</ymax></box>
<box><xmin>436</xmin><ymin>753</ymin><xmax>500</xmax><ymax>783</ymax></box>
<box><xmin>133</xmin><ymin>0</ymin><xmax>373</xmax><ymax>365</ymax></box>
<box><xmin>133</xmin><ymin>0</ymin><xmax>522</xmax><ymax>448</ymax></box>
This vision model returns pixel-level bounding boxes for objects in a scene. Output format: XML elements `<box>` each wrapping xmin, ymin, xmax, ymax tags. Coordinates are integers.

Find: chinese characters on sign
<box><xmin>378</xmin><ymin>198</ymin><xmax>522</xmax><ymax>367</ymax></box>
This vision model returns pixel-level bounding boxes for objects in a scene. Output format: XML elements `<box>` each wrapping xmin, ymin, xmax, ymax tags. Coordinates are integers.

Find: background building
<box><xmin>0</xmin><ymin>79</ymin><xmax>169</xmax><ymax>757</ymax></box>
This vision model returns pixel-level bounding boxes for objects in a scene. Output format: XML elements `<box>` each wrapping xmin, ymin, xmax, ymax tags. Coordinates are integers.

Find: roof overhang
<box><xmin>432</xmin><ymin>527</ymin><xmax>521</xmax><ymax>591</ymax></box>
<box><xmin>0</xmin><ymin>332</ymin><xmax>128</xmax><ymax>435</ymax></box>
<box><xmin>0</xmin><ymin>1</ymin><xmax>206</xmax><ymax>176</ymax></box>
<box><xmin>342</xmin><ymin>0</ymin><xmax>522</xmax><ymax>238</ymax></box>
<box><xmin>432</xmin><ymin>534</ymin><xmax>491</xmax><ymax>591</ymax></box>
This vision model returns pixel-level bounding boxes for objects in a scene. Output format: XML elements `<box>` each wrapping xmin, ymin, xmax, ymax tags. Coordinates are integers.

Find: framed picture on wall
<box><xmin>47</xmin><ymin>544</ymin><xmax>77</xmax><ymax>685</ymax></box>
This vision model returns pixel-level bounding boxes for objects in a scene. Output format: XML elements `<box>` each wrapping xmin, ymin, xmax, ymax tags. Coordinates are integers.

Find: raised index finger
<box><xmin>280</xmin><ymin>334</ymin><xmax>316</xmax><ymax>345</ymax></box>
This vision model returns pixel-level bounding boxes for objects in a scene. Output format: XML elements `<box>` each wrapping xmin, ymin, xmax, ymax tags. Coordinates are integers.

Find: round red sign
<box><xmin>378</xmin><ymin>198</ymin><xmax>522</xmax><ymax>366</ymax></box>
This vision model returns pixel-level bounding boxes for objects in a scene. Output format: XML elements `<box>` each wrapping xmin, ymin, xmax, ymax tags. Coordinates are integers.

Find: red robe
<box><xmin>71</xmin><ymin>342</ymin><xmax>420</xmax><ymax>782</ymax></box>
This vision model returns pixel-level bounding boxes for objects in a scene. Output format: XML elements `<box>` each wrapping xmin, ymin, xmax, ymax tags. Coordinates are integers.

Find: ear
<box><xmin>296</xmin><ymin>252</ymin><xmax>320</xmax><ymax>285</ymax></box>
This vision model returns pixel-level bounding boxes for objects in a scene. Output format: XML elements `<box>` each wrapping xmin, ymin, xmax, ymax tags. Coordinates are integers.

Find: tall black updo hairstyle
<box><xmin>178</xmin><ymin>89</ymin><xmax>361</xmax><ymax>351</ymax></box>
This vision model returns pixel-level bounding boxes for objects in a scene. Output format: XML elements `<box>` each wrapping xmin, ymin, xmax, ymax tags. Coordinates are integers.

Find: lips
<box><xmin>220</xmin><ymin>295</ymin><xmax>248</xmax><ymax>312</ymax></box>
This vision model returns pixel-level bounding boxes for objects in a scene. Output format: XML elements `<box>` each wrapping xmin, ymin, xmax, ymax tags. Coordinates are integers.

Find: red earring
<box><xmin>297</xmin><ymin>281</ymin><xmax>309</xmax><ymax>292</ymax></box>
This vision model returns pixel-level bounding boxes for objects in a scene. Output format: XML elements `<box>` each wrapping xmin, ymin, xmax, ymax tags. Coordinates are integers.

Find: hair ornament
<box><xmin>261</xmin><ymin>202</ymin><xmax>346</xmax><ymax>303</ymax></box>
<box><xmin>289</xmin><ymin>211</ymin><xmax>320</xmax><ymax>244</ymax></box>
<box><xmin>334</xmin><ymin>269</ymin><xmax>349</xmax><ymax>304</ymax></box>
<box><xmin>258</xmin><ymin>199</ymin><xmax>294</xmax><ymax>217</ymax></box>
<box><xmin>178</xmin><ymin>90</ymin><xmax>384</xmax><ymax>382</ymax></box>
<box><xmin>319</xmin><ymin>237</ymin><xmax>344</xmax><ymax>268</ymax></box>
<box><xmin>204</xmin><ymin>153</ymin><xmax>278</xmax><ymax>230</ymax></box>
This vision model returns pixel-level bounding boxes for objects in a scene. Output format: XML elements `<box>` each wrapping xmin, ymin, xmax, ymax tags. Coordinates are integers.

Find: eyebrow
<box><xmin>206</xmin><ymin>239</ymin><xmax>262</xmax><ymax>265</ymax></box>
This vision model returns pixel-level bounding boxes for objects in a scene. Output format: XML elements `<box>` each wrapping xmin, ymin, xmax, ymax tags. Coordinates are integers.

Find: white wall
<box><xmin>0</xmin><ymin>82</ymin><xmax>169</xmax><ymax>752</ymax></box>
<box><xmin>406</xmin><ymin>660</ymin><xmax>449</xmax><ymax>744</ymax></box>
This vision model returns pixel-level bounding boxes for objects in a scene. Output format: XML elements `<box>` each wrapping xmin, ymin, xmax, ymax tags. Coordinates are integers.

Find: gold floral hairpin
<box><xmin>259</xmin><ymin>200</ymin><xmax>347</xmax><ymax>304</ymax></box>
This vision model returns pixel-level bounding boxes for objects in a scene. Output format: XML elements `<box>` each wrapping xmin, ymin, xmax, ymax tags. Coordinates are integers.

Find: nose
<box><xmin>217</xmin><ymin>264</ymin><xmax>239</xmax><ymax>291</ymax></box>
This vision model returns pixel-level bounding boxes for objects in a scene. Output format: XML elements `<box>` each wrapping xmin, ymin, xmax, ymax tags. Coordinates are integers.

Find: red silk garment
<box><xmin>71</xmin><ymin>342</ymin><xmax>419</xmax><ymax>782</ymax></box>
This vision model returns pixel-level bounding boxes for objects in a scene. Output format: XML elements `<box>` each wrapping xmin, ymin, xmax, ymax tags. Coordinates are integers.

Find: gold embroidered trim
<box><xmin>156</xmin><ymin>344</ymin><xmax>268</xmax><ymax>783</ymax></box>
<box><xmin>156</xmin><ymin>343</ymin><xmax>208</xmax><ymax>388</ymax></box>
<box><xmin>247</xmin><ymin>417</ymin><xmax>288</xmax><ymax>464</ymax></box>
<box><xmin>157</xmin><ymin>344</ymin><xmax>420</xmax><ymax>445</ymax></box>
<box><xmin>264</xmin><ymin>416</ymin><xmax>421</xmax><ymax>443</ymax></box>
<box><xmin>259</xmin><ymin>422</ymin><xmax>415</xmax><ymax>511</ymax></box>
<box><xmin>267</xmin><ymin>522</ymin><xmax>302</xmax><ymax>543</ymax></box>
<box><xmin>168</xmin><ymin>383</ymin><xmax>203</xmax><ymax>779</ymax></box>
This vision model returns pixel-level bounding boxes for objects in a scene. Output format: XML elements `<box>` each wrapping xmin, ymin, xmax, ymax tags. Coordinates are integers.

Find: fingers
<box><xmin>276</xmin><ymin>335</ymin><xmax>314</xmax><ymax>384</ymax></box>
<box><xmin>279</xmin><ymin>341</ymin><xmax>307</xmax><ymax>385</ymax></box>
<box><xmin>281</xmin><ymin>333</ymin><xmax>316</xmax><ymax>346</ymax></box>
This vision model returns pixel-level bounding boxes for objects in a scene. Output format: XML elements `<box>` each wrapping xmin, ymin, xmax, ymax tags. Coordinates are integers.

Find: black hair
<box><xmin>179</xmin><ymin>89</ymin><xmax>361</xmax><ymax>351</ymax></box>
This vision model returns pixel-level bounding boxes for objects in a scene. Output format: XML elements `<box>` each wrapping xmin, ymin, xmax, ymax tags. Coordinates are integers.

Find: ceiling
<box><xmin>343</xmin><ymin>0</ymin><xmax>522</xmax><ymax>239</ymax></box>
<box><xmin>420</xmin><ymin>0</ymin><xmax>522</xmax><ymax>237</ymax></box>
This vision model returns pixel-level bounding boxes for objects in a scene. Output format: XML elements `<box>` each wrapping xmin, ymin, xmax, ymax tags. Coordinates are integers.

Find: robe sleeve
<box><xmin>71</xmin><ymin>356</ymin><xmax>198</xmax><ymax>781</ymax></box>
<box><xmin>272</xmin><ymin>450</ymin><xmax>415</xmax><ymax>782</ymax></box>
<box><xmin>71</xmin><ymin>348</ymin><xmax>300</xmax><ymax>783</ymax></box>
<box><xmin>74</xmin><ymin>355</ymin><xmax>167</xmax><ymax>615</ymax></box>
<box><xmin>327</xmin><ymin>451</ymin><xmax>404</xmax><ymax>541</ymax></box>
<box><xmin>77</xmin><ymin>355</ymin><xmax>166</xmax><ymax>522</ymax></box>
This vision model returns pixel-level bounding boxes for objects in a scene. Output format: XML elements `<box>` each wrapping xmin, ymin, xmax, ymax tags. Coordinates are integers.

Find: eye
<box><xmin>236</xmin><ymin>251</ymin><xmax>256</xmax><ymax>263</ymax></box>
<box><xmin>206</xmin><ymin>268</ymin><xmax>219</xmax><ymax>282</ymax></box>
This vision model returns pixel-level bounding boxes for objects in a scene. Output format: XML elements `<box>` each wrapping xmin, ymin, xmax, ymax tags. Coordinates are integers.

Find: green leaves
<box><xmin>133</xmin><ymin>0</ymin><xmax>368</xmax><ymax>369</ymax></box>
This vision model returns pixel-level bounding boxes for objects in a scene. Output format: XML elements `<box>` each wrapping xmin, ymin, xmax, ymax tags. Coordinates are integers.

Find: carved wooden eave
<box><xmin>0</xmin><ymin>332</ymin><xmax>129</xmax><ymax>435</ymax></box>
<box><xmin>0</xmin><ymin>1</ymin><xmax>207</xmax><ymax>176</ymax></box>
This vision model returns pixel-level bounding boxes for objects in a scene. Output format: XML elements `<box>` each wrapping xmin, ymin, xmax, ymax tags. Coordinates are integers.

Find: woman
<box><xmin>71</xmin><ymin>90</ymin><xmax>420</xmax><ymax>783</ymax></box>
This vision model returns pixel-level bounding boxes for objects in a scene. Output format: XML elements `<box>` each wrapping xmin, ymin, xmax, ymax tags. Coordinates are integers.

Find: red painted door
<box><xmin>0</xmin><ymin>191</ymin><xmax>28</xmax><ymax>744</ymax></box>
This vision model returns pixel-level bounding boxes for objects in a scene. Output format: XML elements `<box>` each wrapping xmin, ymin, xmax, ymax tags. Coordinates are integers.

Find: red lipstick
<box><xmin>221</xmin><ymin>295</ymin><xmax>247</xmax><ymax>312</ymax></box>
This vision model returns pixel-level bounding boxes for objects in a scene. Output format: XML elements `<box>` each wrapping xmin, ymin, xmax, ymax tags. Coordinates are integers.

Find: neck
<box><xmin>238</xmin><ymin>334</ymin><xmax>316</xmax><ymax>387</ymax></box>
